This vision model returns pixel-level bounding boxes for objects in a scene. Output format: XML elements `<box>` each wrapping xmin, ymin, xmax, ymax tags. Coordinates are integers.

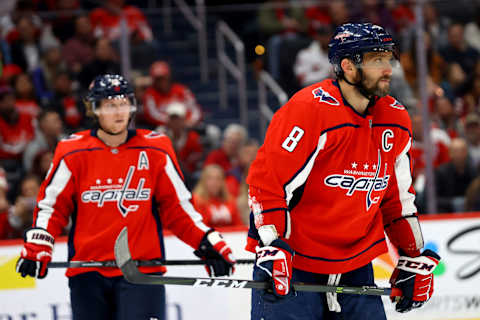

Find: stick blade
<box><xmin>114</xmin><ymin>226</ymin><xmax>131</xmax><ymax>268</ymax></box>
<box><xmin>114</xmin><ymin>226</ymin><xmax>167</xmax><ymax>285</ymax></box>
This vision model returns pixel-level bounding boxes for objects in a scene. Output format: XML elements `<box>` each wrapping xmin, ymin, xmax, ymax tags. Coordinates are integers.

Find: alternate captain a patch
<box><xmin>312</xmin><ymin>87</ymin><xmax>340</xmax><ymax>106</ymax></box>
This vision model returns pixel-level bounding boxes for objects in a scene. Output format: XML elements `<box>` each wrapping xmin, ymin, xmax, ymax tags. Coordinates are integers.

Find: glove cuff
<box><xmin>270</xmin><ymin>239</ymin><xmax>294</xmax><ymax>255</ymax></box>
<box><xmin>25</xmin><ymin>228</ymin><xmax>54</xmax><ymax>249</ymax></box>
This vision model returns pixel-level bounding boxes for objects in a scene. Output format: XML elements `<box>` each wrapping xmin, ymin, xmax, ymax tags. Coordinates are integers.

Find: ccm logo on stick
<box><xmin>193</xmin><ymin>279</ymin><xmax>248</xmax><ymax>288</ymax></box>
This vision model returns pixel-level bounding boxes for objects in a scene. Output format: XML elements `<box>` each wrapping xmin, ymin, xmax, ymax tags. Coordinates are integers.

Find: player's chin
<box><xmin>375</xmin><ymin>83</ymin><xmax>390</xmax><ymax>97</ymax></box>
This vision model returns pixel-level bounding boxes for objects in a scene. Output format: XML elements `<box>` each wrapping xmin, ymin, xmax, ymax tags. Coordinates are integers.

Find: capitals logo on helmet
<box><xmin>328</xmin><ymin>23</ymin><xmax>396</xmax><ymax>76</ymax></box>
<box><xmin>84</xmin><ymin>74</ymin><xmax>137</xmax><ymax>117</ymax></box>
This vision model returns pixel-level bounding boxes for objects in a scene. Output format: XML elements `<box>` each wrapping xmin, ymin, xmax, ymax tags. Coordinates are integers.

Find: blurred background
<box><xmin>1</xmin><ymin>0</ymin><xmax>480</xmax><ymax>239</ymax></box>
<box><xmin>0</xmin><ymin>1</ymin><xmax>479</xmax><ymax>319</ymax></box>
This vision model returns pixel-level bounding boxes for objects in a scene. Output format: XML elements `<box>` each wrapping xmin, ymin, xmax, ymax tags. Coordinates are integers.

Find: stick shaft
<box><xmin>48</xmin><ymin>259</ymin><xmax>255</xmax><ymax>268</ymax></box>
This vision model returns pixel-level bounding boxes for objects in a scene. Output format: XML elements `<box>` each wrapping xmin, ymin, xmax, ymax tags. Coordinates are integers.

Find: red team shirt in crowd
<box><xmin>246</xmin><ymin>79</ymin><xmax>419</xmax><ymax>274</ymax></box>
<box><xmin>32</xmin><ymin>129</ymin><xmax>209</xmax><ymax>277</ymax></box>
<box><xmin>143</xmin><ymin>85</ymin><xmax>202</xmax><ymax>128</ymax></box>
<box><xmin>192</xmin><ymin>195</ymin><xmax>244</xmax><ymax>228</ymax></box>
<box><xmin>89</xmin><ymin>5</ymin><xmax>153</xmax><ymax>41</ymax></box>
<box><xmin>0</xmin><ymin>111</ymin><xmax>35</xmax><ymax>159</ymax></box>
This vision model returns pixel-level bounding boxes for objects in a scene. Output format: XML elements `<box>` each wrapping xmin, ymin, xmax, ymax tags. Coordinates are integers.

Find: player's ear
<box><xmin>341</xmin><ymin>58</ymin><xmax>357</xmax><ymax>82</ymax></box>
<box><xmin>340</xmin><ymin>58</ymin><xmax>354</xmax><ymax>75</ymax></box>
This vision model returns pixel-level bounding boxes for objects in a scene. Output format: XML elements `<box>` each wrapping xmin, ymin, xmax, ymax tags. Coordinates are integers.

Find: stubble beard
<box><xmin>363</xmin><ymin>76</ymin><xmax>391</xmax><ymax>97</ymax></box>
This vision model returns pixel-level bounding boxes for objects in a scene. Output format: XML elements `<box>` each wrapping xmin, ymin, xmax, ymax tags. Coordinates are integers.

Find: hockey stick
<box><xmin>48</xmin><ymin>258</ymin><xmax>254</xmax><ymax>268</ymax></box>
<box><xmin>114</xmin><ymin>227</ymin><xmax>402</xmax><ymax>297</ymax></box>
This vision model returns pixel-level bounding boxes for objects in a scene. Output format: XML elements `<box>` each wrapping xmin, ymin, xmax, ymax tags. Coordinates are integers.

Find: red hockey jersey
<box><xmin>33</xmin><ymin>129</ymin><xmax>209</xmax><ymax>277</ymax></box>
<box><xmin>246</xmin><ymin>79</ymin><xmax>421</xmax><ymax>274</ymax></box>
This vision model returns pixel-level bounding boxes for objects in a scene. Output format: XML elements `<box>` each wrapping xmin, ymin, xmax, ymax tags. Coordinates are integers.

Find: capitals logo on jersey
<box><xmin>81</xmin><ymin>152</ymin><xmax>152</xmax><ymax>217</ymax></box>
<box><xmin>312</xmin><ymin>87</ymin><xmax>340</xmax><ymax>106</ymax></box>
<box><xmin>389</xmin><ymin>99</ymin><xmax>405</xmax><ymax>110</ymax></box>
<box><xmin>324</xmin><ymin>150</ymin><xmax>389</xmax><ymax>211</ymax></box>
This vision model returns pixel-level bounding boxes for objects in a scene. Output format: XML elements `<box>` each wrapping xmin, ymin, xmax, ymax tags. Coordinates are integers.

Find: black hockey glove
<box><xmin>194</xmin><ymin>229</ymin><xmax>236</xmax><ymax>277</ymax></box>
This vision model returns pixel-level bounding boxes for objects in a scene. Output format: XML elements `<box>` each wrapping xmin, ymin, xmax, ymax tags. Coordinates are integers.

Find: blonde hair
<box><xmin>193</xmin><ymin>164</ymin><xmax>231</xmax><ymax>202</ymax></box>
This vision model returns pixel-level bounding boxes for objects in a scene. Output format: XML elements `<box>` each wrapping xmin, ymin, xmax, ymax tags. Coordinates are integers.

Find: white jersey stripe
<box><xmin>285</xmin><ymin>132</ymin><xmax>327</xmax><ymax>205</ymax></box>
<box><xmin>36</xmin><ymin>159</ymin><xmax>72</xmax><ymax>229</ymax></box>
<box><xmin>395</xmin><ymin>138</ymin><xmax>417</xmax><ymax>216</ymax></box>
<box><xmin>164</xmin><ymin>155</ymin><xmax>209</xmax><ymax>232</ymax></box>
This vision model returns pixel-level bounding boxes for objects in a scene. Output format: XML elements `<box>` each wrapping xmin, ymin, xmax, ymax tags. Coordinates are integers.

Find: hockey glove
<box><xmin>194</xmin><ymin>230</ymin><xmax>236</xmax><ymax>277</ymax></box>
<box><xmin>390</xmin><ymin>249</ymin><xmax>441</xmax><ymax>313</ymax></box>
<box><xmin>255</xmin><ymin>239</ymin><xmax>294</xmax><ymax>300</ymax></box>
<box><xmin>16</xmin><ymin>228</ymin><xmax>54</xmax><ymax>279</ymax></box>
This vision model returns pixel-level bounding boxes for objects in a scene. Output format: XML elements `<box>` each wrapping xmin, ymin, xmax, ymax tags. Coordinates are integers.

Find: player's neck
<box><xmin>97</xmin><ymin>129</ymin><xmax>128</xmax><ymax>147</ymax></box>
<box><xmin>338</xmin><ymin>79</ymin><xmax>370</xmax><ymax>115</ymax></box>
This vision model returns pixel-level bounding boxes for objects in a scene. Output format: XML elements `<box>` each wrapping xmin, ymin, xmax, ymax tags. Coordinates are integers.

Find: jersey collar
<box><xmin>90</xmin><ymin>128</ymin><xmax>137</xmax><ymax>145</ymax></box>
<box><xmin>332</xmin><ymin>80</ymin><xmax>378</xmax><ymax>118</ymax></box>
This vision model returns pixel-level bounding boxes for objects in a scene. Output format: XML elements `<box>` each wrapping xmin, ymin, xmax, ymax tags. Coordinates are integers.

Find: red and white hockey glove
<box><xmin>194</xmin><ymin>229</ymin><xmax>236</xmax><ymax>277</ymax></box>
<box><xmin>390</xmin><ymin>249</ymin><xmax>441</xmax><ymax>313</ymax></box>
<box><xmin>16</xmin><ymin>228</ymin><xmax>54</xmax><ymax>279</ymax></box>
<box><xmin>255</xmin><ymin>239</ymin><xmax>294</xmax><ymax>298</ymax></box>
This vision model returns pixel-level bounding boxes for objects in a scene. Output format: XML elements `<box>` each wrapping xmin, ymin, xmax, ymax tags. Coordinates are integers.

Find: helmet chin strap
<box><xmin>342</xmin><ymin>67</ymin><xmax>375</xmax><ymax>102</ymax></box>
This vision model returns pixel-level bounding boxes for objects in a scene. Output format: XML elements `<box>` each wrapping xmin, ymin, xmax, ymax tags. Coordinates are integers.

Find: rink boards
<box><xmin>0</xmin><ymin>214</ymin><xmax>479</xmax><ymax>320</ymax></box>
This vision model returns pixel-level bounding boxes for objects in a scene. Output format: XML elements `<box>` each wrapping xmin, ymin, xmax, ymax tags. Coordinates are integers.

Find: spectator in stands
<box><xmin>31</xmin><ymin>150</ymin><xmax>54</xmax><ymax>179</ymax></box>
<box><xmin>410</xmin><ymin>113</ymin><xmax>451</xmax><ymax>209</ymax></box>
<box><xmin>400</xmin><ymin>32</ymin><xmax>445</xmax><ymax>98</ymax></box>
<box><xmin>0</xmin><ymin>86</ymin><xmax>35</xmax><ymax>161</ymax></box>
<box><xmin>7</xmin><ymin>174</ymin><xmax>41</xmax><ymax>238</ymax></box>
<box><xmin>328</xmin><ymin>0</ymin><xmax>350</xmax><ymax>27</ymax></box>
<box><xmin>293</xmin><ymin>21</ymin><xmax>332</xmax><ymax>87</ymax></box>
<box><xmin>257</xmin><ymin>0</ymin><xmax>308</xmax><ymax>81</ymax></box>
<box><xmin>461</xmin><ymin>75</ymin><xmax>480</xmax><ymax>116</ymax></box>
<box><xmin>226</xmin><ymin>139</ymin><xmax>259</xmax><ymax>198</ymax></box>
<box><xmin>162</xmin><ymin>102</ymin><xmax>203</xmax><ymax>188</ymax></box>
<box><xmin>132</xmin><ymin>73</ymin><xmax>151</xmax><ymax>126</ymax></box>
<box><xmin>90</xmin><ymin>0</ymin><xmax>153</xmax><ymax>43</ymax></box>
<box><xmin>234</xmin><ymin>140</ymin><xmax>260</xmax><ymax>225</ymax></box>
<box><xmin>440</xmin><ymin>62</ymin><xmax>467</xmax><ymax>104</ymax></box>
<box><xmin>465</xmin><ymin>175</ymin><xmax>480</xmax><ymax>211</ymax></box>
<box><xmin>440</xmin><ymin>23</ymin><xmax>480</xmax><ymax>75</ymax></box>
<box><xmin>78</xmin><ymin>37</ymin><xmax>120</xmax><ymax>90</ymax></box>
<box><xmin>463</xmin><ymin>113</ymin><xmax>480</xmax><ymax>170</ymax></box>
<box><xmin>192</xmin><ymin>164</ymin><xmax>244</xmax><ymax>228</ymax></box>
<box><xmin>89</xmin><ymin>0</ymin><xmax>156</xmax><ymax>71</ymax></box>
<box><xmin>435</xmin><ymin>138</ymin><xmax>477</xmax><ymax>213</ymax></box>
<box><xmin>31</xmin><ymin>44</ymin><xmax>67</xmax><ymax>104</ymax></box>
<box><xmin>350</xmin><ymin>0</ymin><xmax>395</xmax><ymax>32</ymax></box>
<box><xmin>423</xmin><ymin>1</ymin><xmax>450</xmax><ymax>52</ymax></box>
<box><xmin>9</xmin><ymin>15</ymin><xmax>41</xmax><ymax>72</ymax></box>
<box><xmin>0</xmin><ymin>0</ymin><xmax>42</xmax><ymax>43</ymax></box>
<box><xmin>0</xmin><ymin>167</ymin><xmax>13</xmax><ymax>239</ymax></box>
<box><xmin>433</xmin><ymin>95</ymin><xmax>462</xmax><ymax>139</ymax></box>
<box><xmin>204</xmin><ymin>123</ymin><xmax>247</xmax><ymax>173</ymax></box>
<box><xmin>62</xmin><ymin>14</ymin><xmax>95</xmax><ymax>75</ymax></box>
<box><xmin>23</xmin><ymin>109</ymin><xmax>63</xmax><ymax>173</ymax></box>
<box><xmin>464</xmin><ymin>7</ymin><xmax>480</xmax><ymax>53</ymax></box>
<box><xmin>0</xmin><ymin>85</ymin><xmax>35</xmax><ymax>198</ymax></box>
<box><xmin>143</xmin><ymin>61</ymin><xmax>202</xmax><ymax>129</ymax></box>
<box><xmin>14</xmin><ymin>72</ymin><xmax>40</xmax><ymax>117</ymax></box>
<box><xmin>50</xmin><ymin>71</ymin><xmax>82</xmax><ymax>130</ymax></box>
<box><xmin>49</xmin><ymin>0</ymin><xmax>81</xmax><ymax>44</ymax></box>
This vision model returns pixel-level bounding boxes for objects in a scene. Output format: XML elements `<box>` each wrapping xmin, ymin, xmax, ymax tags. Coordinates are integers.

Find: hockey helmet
<box><xmin>328</xmin><ymin>23</ymin><xmax>396</xmax><ymax>76</ymax></box>
<box><xmin>85</xmin><ymin>74</ymin><xmax>137</xmax><ymax>117</ymax></box>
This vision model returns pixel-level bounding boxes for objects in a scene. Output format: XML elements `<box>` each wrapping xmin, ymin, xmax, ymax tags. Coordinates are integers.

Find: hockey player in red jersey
<box><xmin>247</xmin><ymin>23</ymin><xmax>441</xmax><ymax>319</ymax></box>
<box><xmin>15</xmin><ymin>74</ymin><xmax>235</xmax><ymax>320</ymax></box>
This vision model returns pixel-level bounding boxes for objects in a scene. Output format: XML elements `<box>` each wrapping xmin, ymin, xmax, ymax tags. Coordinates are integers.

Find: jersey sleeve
<box><xmin>247</xmin><ymin>94</ymin><xmax>324</xmax><ymax>245</ymax></box>
<box><xmin>380</xmin><ymin>115</ymin><xmax>424</xmax><ymax>256</ymax></box>
<box><xmin>154</xmin><ymin>137</ymin><xmax>209</xmax><ymax>249</ymax></box>
<box><xmin>33</xmin><ymin>142</ymin><xmax>76</xmax><ymax>238</ymax></box>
